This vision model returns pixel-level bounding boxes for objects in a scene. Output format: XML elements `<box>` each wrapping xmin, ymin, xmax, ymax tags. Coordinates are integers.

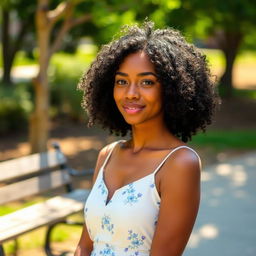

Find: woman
<box><xmin>74</xmin><ymin>21</ymin><xmax>219</xmax><ymax>256</ymax></box>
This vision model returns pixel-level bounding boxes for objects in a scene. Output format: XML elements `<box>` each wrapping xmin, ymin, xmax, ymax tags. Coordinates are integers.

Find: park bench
<box><xmin>0</xmin><ymin>143</ymin><xmax>93</xmax><ymax>256</ymax></box>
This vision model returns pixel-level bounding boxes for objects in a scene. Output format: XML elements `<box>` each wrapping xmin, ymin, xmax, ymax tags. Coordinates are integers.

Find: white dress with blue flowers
<box><xmin>84</xmin><ymin>140</ymin><xmax>200</xmax><ymax>256</ymax></box>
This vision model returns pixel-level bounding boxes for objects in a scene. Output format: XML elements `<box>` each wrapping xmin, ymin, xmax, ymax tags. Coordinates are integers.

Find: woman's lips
<box><xmin>122</xmin><ymin>104</ymin><xmax>145</xmax><ymax>114</ymax></box>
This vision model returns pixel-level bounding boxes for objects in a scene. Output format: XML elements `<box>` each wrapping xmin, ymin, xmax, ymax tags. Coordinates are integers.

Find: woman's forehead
<box><xmin>117</xmin><ymin>51</ymin><xmax>156</xmax><ymax>73</ymax></box>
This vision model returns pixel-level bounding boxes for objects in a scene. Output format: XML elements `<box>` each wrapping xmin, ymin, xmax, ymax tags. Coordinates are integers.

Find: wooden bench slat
<box><xmin>0</xmin><ymin>151</ymin><xmax>66</xmax><ymax>182</ymax></box>
<box><xmin>0</xmin><ymin>189</ymin><xmax>90</xmax><ymax>243</ymax></box>
<box><xmin>0</xmin><ymin>170</ymin><xmax>71</xmax><ymax>204</ymax></box>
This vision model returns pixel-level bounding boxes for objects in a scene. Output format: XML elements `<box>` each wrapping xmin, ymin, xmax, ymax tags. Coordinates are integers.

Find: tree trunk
<box><xmin>1</xmin><ymin>9</ymin><xmax>12</xmax><ymax>84</ymax></box>
<box><xmin>218</xmin><ymin>31</ymin><xmax>243</xmax><ymax>97</ymax></box>
<box><xmin>29</xmin><ymin>1</ymin><xmax>50</xmax><ymax>153</ymax></box>
<box><xmin>29</xmin><ymin>74</ymin><xmax>50</xmax><ymax>153</ymax></box>
<box><xmin>29</xmin><ymin>0</ymin><xmax>91</xmax><ymax>152</ymax></box>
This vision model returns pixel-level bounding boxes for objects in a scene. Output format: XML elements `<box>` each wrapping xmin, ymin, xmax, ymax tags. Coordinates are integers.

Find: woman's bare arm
<box><xmin>150</xmin><ymin>148</ymin><xmax>201</xmax><ymax>256</ymax></box>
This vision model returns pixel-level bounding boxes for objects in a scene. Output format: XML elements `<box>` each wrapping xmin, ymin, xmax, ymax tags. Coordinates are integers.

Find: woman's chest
<box><xmin>103</xmin><ymin>149</ymin><xmax>170</xmax><ymax>194</ymax></box>
<box><xmin>84</xmin><ymin>173</ymin><xmax>161</xmax><ymax>239</ymax></box>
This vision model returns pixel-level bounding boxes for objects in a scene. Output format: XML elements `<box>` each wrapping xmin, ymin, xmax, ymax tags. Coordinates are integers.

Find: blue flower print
<box><xmin>91</xmin><ymin>251</ymin><xmax>97</xmax><ymax>256</ymax></box>
<box><xmin>84</xmin><ymin>207</ymin><xmax>88</xmax><ymax>218</ymax></box>
<box><xmin>99</xmin><ymin>243</ymin><xmax>115</xmax><ymax>256</ymax></box>
<box><xmin>101</xmin><ymin>215</ymin><xmax>114</xmax><ymax>234</ymax></box>
<box><xmin>98</xmin><ymin>179</ymin><xmax>108</xmax><ymax>195</ymax></box>
<box><xmin>154</xmin><ymin>214</ymin><xmax>159</xmax><ymax>226</ymax></box>
<box><xmin>122</xmin><ymin>184</ymin><xmax>143</xmax><ymax>205</ymax></box>
<box><xmin>150</xmin><ymin>183</ymin><xmax>155</xmax><ymax>188</ymax></box>
<box><xmin>124</xmin><ymin>230</ymin><xmax>145</xmax><ymax>253</ymax></box>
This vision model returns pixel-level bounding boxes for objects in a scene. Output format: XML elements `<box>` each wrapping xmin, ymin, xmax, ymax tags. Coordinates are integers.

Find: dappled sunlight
<box><xmin>211</xmin><ymin>187</ymin><xmax>224</xmax><ymax>196</ymax></box>
<box><xmin>233</xmin><ymin>189</ymin><xmax>248</xmax><ymax>199</ymax></box>
<box><xmin>0</xmin><ymin>142</ymin><xmax>30</xmax><ymax>160</ymax></box>
<box><xmin>184</xmin><ymin>152</ymin><xmax>256</xmax><ymax>255</ymax></box>
<box><xmin>187</xmin><ymin>224</ymin><xmax>219</xmax><ymax>248</ymax></box>
<box><xmin>201</xmin><ymin>171</ymin><xmax>213</xmax><ymax>182</ymax></box>
<box><xmin>208</xmin><ymin>198</ymin><xmax>219</xmax><ymax>207</ymax></box>
<box><xmin>49</xmin><ymin>137</ymin><xmax>104</xmax><ymax>156</ymax></box>
<box><xmin>200</xmin><ymin>224</ymin><xmax>219</xmax><ymax>238</ymax></box>
<box><xmin>216</xmin><ymin>164</ymin><xmax>232</xmax><ymax>176</ymax></box>
<box><xmin>215</xmin><ymin>163</ymin><xmax>247</xmax><ymax>187</ymax></box>
<box><xmin>231</xmin><ymin>166</ymin><xmax>247</xmax><ymax>187</ymax></box>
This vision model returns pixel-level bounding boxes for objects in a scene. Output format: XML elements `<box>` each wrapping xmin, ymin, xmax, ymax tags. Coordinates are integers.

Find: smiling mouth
<box><xmin>123</xmin><ymin>105</ymin><xmax>145</xmax><ymax>114</ymax></box>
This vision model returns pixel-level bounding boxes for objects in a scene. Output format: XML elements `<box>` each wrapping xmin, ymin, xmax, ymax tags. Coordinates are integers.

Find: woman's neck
<box><xmin>127</xmin><ymin>122</ymin><xmax>182</xmax><ymax>154</ymax></box>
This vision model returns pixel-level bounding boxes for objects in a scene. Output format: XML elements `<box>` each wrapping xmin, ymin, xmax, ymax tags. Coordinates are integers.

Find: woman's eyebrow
<box><xmin>116</xmin><ymin>71</ymin><xmax>128</xmax><ymax>76</ymax></box>
<box><xmin>137</xmin><ymin>72</ymin><xmax>157</xmax><ymax>77</ymax></box>
<box><xmin>115</xmin><ymin>71</ymin><xmax>157</xmax><ymax>77</ymax></box>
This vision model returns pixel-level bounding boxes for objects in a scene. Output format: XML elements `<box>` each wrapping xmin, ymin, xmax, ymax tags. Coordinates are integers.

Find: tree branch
<box><xmin>70</xmin><ymin>13</ymin><xmax>92</xmax><ymax>28</ymax></box>
<box><xmin>48</xmin><ymin>21</ymin><xmax>70</xmax><ymax>58</ymax></box>
<box><xmin>48</xmin><ymin>2</ymin><xmax>70</xmax><ymax>27</ymax></box>
<box><xmin>49</xmin><ymin>13</ymin><xmax>91</xmax><ymax>58</ymax></box>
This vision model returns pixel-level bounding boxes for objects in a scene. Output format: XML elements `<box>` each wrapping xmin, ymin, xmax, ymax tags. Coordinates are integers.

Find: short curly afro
<box><xmin>78</xmin><ymin>21</ymin><xmax>220</xmax><ymax>142</ymax></box>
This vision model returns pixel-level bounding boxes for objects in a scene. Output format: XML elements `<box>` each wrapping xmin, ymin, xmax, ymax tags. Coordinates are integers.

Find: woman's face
<box><xmin>113</xmin><ymin>51</ymin><xmax>163</xmax><ymax>127</ymax></box>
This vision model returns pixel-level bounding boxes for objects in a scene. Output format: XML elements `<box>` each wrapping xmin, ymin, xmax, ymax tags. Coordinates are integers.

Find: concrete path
<box><xmin>183</xmin><ymin>151</ymin><xmax>256</xmax><ymax>256</ymax></box>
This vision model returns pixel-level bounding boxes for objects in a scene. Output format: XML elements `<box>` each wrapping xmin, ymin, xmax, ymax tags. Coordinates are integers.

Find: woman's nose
<box><xmin>125</xmin><ymin>83</ymin><xmax>139</xmax><ymax>99</ymax></box>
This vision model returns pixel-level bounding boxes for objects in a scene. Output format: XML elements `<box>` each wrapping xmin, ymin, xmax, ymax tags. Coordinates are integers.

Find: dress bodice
<box><xmin>84</xmin><ymin>140</ymin><xmax>200</xmax><ymax>256</ymax></box>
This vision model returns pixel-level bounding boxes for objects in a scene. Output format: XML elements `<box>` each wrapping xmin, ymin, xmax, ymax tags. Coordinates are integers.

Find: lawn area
<box><xmin>189</xmin><ymin>130</ymin><xmax>256</xmax><ymax>150</ymax></box>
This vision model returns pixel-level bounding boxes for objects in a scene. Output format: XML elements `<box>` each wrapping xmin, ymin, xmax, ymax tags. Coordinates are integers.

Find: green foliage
<box><xmin>0</xmin><ymin>83</ymin><xmax>33</xmax><ymax>134</ymax></box>
<box><xmin>190</xmin><ymin>130</ymin><xmax>256</xmax><ymax>150</ymax></box>
<box><xmin>0</xmin><ymin>49</ymin><xmax>36</xmax><ymax>67</ymax></box>
<box><xmin>49</xmin><ymin>48</ymin><xmax>96</xmax><ymax>121</ymax></box>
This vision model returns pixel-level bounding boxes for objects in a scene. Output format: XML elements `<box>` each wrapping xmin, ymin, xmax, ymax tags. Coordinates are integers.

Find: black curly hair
<box><xmin>78</xmin><ymin>21</ymin><xmax>220</xmax><ymax>142</ymax></box>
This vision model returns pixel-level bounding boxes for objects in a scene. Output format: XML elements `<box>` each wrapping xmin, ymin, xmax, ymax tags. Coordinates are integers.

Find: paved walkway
<box><xmin>183</xmin><ymin>151</ymin><xmax>256</xmax><ymax>256</ymax></box>
<box><xmin>0</xmin><ymin>65</ymin><xmax>38</xmax><ymax>82</ymax></box>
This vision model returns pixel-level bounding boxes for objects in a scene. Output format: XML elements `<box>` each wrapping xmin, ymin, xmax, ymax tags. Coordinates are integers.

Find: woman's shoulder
<box><xmin>98</xmin><ymin>141</ymin><xmax>120</xmax><ymax>162</ymax></box>
<box><xmin>92</xmin><ymin>140</ymin><xmax>125</xmax><ymax>183</ymax></box>
<box><xmin>160</xmin><ymin>145</ymin><xmax>201</xmax><ymax>186</ymax></box>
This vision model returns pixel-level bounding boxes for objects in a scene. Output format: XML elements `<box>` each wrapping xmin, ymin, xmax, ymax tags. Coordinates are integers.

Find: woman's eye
<box><xmin>141</xmin><ymin>80</ymin><xmax>155</xmax><ymax>86</ymax></box>
<box><xmin>115</xmin><ymin>79</ymin><xmax>127</xmax><ymax>86</ymax></box>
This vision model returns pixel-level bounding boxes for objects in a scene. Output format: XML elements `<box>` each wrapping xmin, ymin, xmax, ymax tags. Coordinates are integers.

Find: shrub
<box><xmin>49</xmin><ymin>50</ymin><xmax>95</xmax><ymax>121</ymax></box>
<box><xmin>0</xmin><ymin>83</ymin><xmax>33</xmax><ymax>134</ymax></box>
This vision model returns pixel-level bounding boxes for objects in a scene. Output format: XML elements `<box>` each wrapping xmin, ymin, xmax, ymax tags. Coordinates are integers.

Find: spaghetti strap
<box><xmin>101</xmin><ymin>140</ymin><xmax>125</xmax><ymax>170</ymax></box>
<box><xmin>153</xmin><ymin>145</ymin><xmax>201</xmax><ymax>175</ymax></box>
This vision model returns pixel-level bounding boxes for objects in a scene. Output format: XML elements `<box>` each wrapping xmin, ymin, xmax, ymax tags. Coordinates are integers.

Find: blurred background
<box><xmin>0</xmin><ymin>0</ymin><xmax>255</xmax><ymax>255</ymax></box>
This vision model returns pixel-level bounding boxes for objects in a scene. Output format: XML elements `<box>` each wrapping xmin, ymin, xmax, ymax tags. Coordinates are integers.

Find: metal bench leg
<box><xmin>45</xmin><ymin>223</ymin><xmax>59</xmax><ymax>256</ymax></box>
<box><xmin>0</xmin><ymin>245</ymin><xmax>5</xmax><ymax>256</ymax></box>
<box><xmin>14</xmin><ymin>239</ymin><xmax>19</xmax><ymax>256</ymax></box>
<box><xmin>45</xmin><ymin>220</ymin><xmax>84</xmax><ymax>256</ymax></box>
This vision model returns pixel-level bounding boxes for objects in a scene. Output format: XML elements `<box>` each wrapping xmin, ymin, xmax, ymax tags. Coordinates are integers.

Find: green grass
<box><xmin>189</xmin><ymin>130</ymin><xmax>256</xmax><ymax>150</ymax></box>
<box><xmin>13</xmin><ymin>51</ymin><xmax>37</xmax><ymax>66</ymax></box>
<box><xmin>233</xmin><ymin>89</ymin><xmax>256</xmax><ymax>100</ymax></box>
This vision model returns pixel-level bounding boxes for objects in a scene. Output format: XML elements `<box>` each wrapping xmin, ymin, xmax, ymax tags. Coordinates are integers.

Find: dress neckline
<box><xmin>100</xmin><ymin>140</ymin><xmax>200</xmax><ymax>206</ymax></box>
<box><xmin>100</xmin><ymin>166</ymin><xmax>154</xmax><ymax>206</ymax></box>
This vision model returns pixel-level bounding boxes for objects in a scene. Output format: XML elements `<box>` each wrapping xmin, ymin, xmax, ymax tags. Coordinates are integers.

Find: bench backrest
<box><xmin>0</xmin><ymin>145</ymin><xmax>72</xmax><ymax>205</ymax></box>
